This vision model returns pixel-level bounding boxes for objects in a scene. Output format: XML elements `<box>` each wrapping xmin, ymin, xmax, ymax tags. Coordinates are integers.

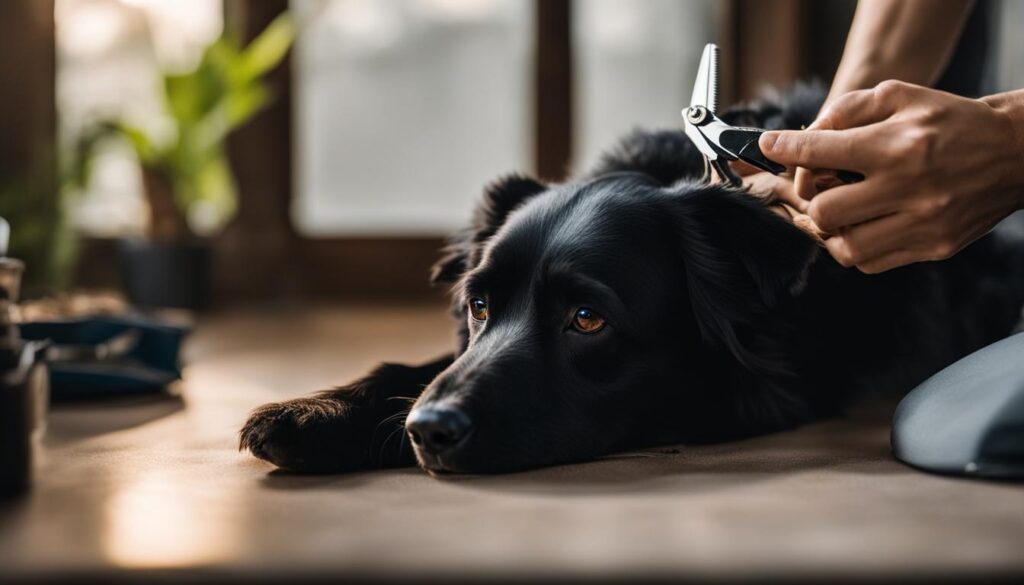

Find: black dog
<box><xmin>241</xmin><ymin>86</ymin><xmax>1024</xmax><ymax>474</ymax></box>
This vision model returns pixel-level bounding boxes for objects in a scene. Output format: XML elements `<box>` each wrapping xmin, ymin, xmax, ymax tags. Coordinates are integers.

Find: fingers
<box><xmin>765</xmin><ymin>81</ymin><xmax>924</xmax><ymax>198</ymax></box>
<box><xmin>793</xmin><ymin>167</ymin><xmax>817</xmax><ymax>201</ymax></box>
<box><xmin>729</xmin><ymin>160</ymin><xmax>762</xmax><ymax>177</ymax></box>
<box><xmin>744</xmin><ymin>172</ymin><xmax>808</xmax><ymax>212</ymax></box>
<box><xmin>855</xmin><ymin>249</ymin><xmax>925</xmax><ymax>274</ymax></box>
<box><xmin>742</xmin><ymin>172</ymin><xmax>824</xmax><ymax>241</ymax></box>
<box><xmin>824</xmin><ymin>212</ymin><xmax>917</xmax><ymax>268</ymax></box>
<box><xmin>759</xmin><ymin>126</ymin><xmax>880</xmax><ymax>172</ymax></box>
<box><xmin>807</xmin><ymin>180</ymin><xmax>900</xmax><ymax>233</ymax></box>
<box><xmin>793</xmin><ymin>161</ymin><xmax>866</xmax><ymax>202</ymax></box>
<box><xmin>813</xmin><ymin>81</ymin><xmax>910</xmax><ymax>131</ymax></box>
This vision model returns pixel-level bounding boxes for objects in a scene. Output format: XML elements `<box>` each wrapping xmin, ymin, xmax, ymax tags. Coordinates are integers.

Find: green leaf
<box><xmin>225</xmin><ymin>83</ymin><xmax>271</xmax><ymax>128</ymax></box>
<box><xmin>112</xmin><ymin>123</ymin><xmax>158</xmax><ymax>165</ymax></box>
<box><xmin>238</xmin><ymin>13</ymin><xmax>296</xmax><ymax>82</ymax></box>
<box><xmin>62</xmin><ymin>122</ymin><xmax>116</xmax><ymax>189</ymax></box>
<box><xmin>173</xmin><ymin>150</ymin><xmax>237</xmax><ymax>235</ymax></box>
<box><xmin>164</xmin><ymin>72</ymin><xmax>203</xmax><ymax>124</ymax></box>
<box><xmin>164</xmin><ymin>38</ymin><xmax>235</xmax><ymax>125</ymax></box>
<box><xmin>62</xmin><ymin>10</ymin><xmax>294</xmax><ymax>239</ymax></box>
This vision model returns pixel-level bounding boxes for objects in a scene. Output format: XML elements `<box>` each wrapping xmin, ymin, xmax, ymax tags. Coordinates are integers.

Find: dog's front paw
<box><xmin>240</xmin><ymin>397</ymin><xmax>365</xmax><ymax>473</ymax></box>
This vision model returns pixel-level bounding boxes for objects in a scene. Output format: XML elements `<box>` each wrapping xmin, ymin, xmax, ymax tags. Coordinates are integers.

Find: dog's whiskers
<box><xmin>371</xmin><ymin>408</ymin><xmax>411</xmax><ymax>451</ymax></box>
<box><xmin>386</xmin><ymin>396</ymin><xmax>418</xmax><ymax>404</ymax></box>
<box><xmin>399</xmin><ymin>421</ymin><xmax>409</xmax><ymax>458</ymax></box>
<box><xmin>379</xmin><ymin>422</ymin><xmax>407</xmax><ymax>465</ymax></box>
<box><xmin>372</xmin><ymin>405</ymin><xmax>414</xmax><ymax>466</ymax></box>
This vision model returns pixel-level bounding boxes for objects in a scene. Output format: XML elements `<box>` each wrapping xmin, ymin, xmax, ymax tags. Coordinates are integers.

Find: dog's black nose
<box><xmin>405</xmin><ymin>406</ymin><xmax>472</xmax><ymax>455</ymax></box>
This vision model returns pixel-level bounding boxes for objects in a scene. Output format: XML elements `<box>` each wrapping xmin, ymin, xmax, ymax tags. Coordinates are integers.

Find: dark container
<box><xmin>0</xmin><ymin>255</ymin><xmax>49</xmax><ymax>496</ymax></box>
<box><xmin>0</xmin><ymin>341</ymin><xmax>49</xmax><ymax>496</ymax></box>
<box><xmin>118</xmin><ymin>239</ymin><xmax>211</xmax><ymax>311</ymax></box>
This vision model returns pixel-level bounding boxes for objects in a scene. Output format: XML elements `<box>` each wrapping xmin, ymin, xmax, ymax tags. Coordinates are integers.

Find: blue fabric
<box><xmin>19</xmin><ymin>316</ymin><xmax>189</xmax><ymax>398</ymax></box>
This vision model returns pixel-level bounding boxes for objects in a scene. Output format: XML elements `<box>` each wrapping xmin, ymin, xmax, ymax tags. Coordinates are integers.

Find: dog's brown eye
<box><xmin>468</xmin><ymin>297</ymin><xmax>488</xmax><ymax>321</ymax></box>
<box><xmin>571</xmin><ymin>307</ymin><xmax>605</xmax><ymax>334</ymax></box>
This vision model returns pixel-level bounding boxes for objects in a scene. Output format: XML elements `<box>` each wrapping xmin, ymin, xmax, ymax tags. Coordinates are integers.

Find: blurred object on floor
<box><xmin>0</xmin><ymin>235</ymin><xmax>50</xmax><ymax>496</ymax></box>
<box><xmin>12</xmin><ymin>286</ymin><xmax>192</xmax><ymax>400</ymax></box>
<box><xmin>16</xmin><ymin>290</ymin><xmax>127</xmax><ymax>322</ymax></box>
<box><xmin>21</xmin><ymin>315</ymin><xmax>190</xmax><ymax>400</ymax></box>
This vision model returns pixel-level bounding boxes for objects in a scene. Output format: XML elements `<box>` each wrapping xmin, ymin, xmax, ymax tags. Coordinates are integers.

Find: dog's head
<box><xmin>406</xmin><ymin>172</ymin><xmax>819</xmax><ymax>473</ymax></box>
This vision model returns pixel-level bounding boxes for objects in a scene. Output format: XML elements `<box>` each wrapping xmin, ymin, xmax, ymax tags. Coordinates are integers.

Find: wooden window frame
<box><xmin>211</xmin><ymin>0</ymin><xmax>574</xmax><ymax>302</ymax></box>
<box><xmin>72</xmin><ymin>0</ymin><xmax>847</xmax><ymax>303</ymax></box>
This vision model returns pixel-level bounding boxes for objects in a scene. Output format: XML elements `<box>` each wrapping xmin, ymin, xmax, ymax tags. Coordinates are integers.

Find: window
<box><xmin>573</xmin><ymin>0</ymin><xmax>715</xmax><ymax>171</ymax></box>
<box><xmin>292</xmin><ymin>0</ymin><xmax>534</xmax><ymax>235</ymax></box>
<box><xmin>56</xmin><ymin>0</ymin><xmax>223</xmax><ymax>236</ymax></box>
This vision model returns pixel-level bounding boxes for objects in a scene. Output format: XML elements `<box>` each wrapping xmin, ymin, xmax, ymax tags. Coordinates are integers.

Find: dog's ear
<box><xmin>431</xmin><ymin>174</ymin><xmax>547</xmax><ymax>284</ymax></box>
<box><xmin>669</xmin><ymin>184</ymin><xmax>818</xmax><ymax>374</ymax></box>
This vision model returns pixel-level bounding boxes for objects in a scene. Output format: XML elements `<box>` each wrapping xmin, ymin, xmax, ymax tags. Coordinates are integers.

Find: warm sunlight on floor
<box><xmin>2</xmin><ymin>304</ymin><xmax>1023</xmax><ymax>581</ymax></box>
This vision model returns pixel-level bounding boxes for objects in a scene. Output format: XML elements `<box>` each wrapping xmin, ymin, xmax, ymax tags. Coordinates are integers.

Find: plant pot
<box><xmin>117</xmin><ymin>239</ymin><xmax>211</xmax><ymax>311</ymax></box>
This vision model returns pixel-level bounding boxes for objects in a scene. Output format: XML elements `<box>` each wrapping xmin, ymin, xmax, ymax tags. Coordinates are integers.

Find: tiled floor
<box><xmin>2</xmin><ymin>304</ymin><xmax>1023</xmax><ymax>581</ymax></box>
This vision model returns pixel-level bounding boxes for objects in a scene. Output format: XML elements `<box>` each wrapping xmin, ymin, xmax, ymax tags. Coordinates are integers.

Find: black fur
<box><xmin>241</xmin><ymin>85</ymin><xmax>1024</xmax><ymax>474</ymax></box>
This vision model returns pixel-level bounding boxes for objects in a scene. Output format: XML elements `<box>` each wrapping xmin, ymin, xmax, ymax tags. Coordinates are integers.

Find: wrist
<box><xmin>982</xmin><ymin>90</ymin><xmax>1024</xmax><ymax>210</ymax></box>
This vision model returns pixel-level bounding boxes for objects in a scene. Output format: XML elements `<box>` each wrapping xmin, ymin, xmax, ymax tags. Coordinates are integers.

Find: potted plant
<box><xmin>87</xmin><ymin>14</ymin><xmax>295</xmax><ymax>310</ymax></box>
<box><xmin>0</xmin><ymin>162</ymin><xmax>76</xmax><ymax>297</ymax></box>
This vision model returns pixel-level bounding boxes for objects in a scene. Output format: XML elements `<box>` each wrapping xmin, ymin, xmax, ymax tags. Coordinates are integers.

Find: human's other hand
<box><xmin>758</xmin><ymin>81</ymin><xmax>1024</xmax><ymax>273</ymax></box>
<box><xmin>724</xmin><ymin>157</ymin><xmax>810</xmax><ymax>211</ymax></box>
<box><xmin>741</xmin><ymin>170</ymin><xmax>808</xmax><ymax>212</ymax></box>
<box><xmin>741</xmin><ymin>171</ymin><xmax>826</xmax><ymax>242</ymax></box>
<box><xmin>718</xmin><ymin>160</ymin><xmax>822</xmax><ymax>236</ymax></box>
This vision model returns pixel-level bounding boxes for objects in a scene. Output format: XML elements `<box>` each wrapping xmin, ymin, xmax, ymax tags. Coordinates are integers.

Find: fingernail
<box><xmin>760</xmin><ymin>131</ymin><xmax>779</xmax><ymax>153</ymax></box>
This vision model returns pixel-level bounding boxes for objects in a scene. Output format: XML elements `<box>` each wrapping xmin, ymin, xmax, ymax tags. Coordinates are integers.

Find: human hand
<box><xmin>739</xmin><ymin>171</ymin><xmax>826</xmax><ymax>242</ymax></box>
<box><xmin>713</xmin><ymin>156</ymin><xmax>810</xmax><ymax>211</ymax></box>
<box><xmin>758</xmin><ymin>80</ymin><xmax>1024</xmax><ymax>273</ymax></box>
<box><xmin>739</xmin><ymin>169</ymin><xmax>806</xmax><ymax>212</ymax></box>
<box><xmin>711</xmin><ymin>159</ymin><xmax>825</xmax><ymax>239</ymax></box>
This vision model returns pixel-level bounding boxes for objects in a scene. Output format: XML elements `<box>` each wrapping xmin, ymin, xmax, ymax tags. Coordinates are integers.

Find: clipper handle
<box><xmin>719</xmin><ymin>128</ymin><xmax>785</xmax><ymax>174</ymax></box>
<box><xmin>720</xmin><ymin>128</ymin><xmax>865</xmax><ymax>184</ymax></box>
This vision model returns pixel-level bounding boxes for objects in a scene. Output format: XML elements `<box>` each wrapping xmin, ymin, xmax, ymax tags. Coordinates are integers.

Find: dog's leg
<box><xmin>240</xmin><ymin>354</ymin><xmax>454</xmax><ymax>473</ymax></box>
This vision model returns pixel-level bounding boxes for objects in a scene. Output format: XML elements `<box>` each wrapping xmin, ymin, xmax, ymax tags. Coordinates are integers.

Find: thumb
<box><xmin>759</xmin><ymin>129</ymin><xmax>856</xmax><ymax>171</ymax></box>
<box><xmin>759</xmin><ymin>130</ymin><xmax>802</xmax><ymax>165</ymax></box>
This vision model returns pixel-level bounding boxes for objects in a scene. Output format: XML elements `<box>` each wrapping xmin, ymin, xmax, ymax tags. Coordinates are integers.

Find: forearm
<box><xmin>826</xmin><ymin>0</ymin><xmax>973</xmax><ymax>106</ymax></box>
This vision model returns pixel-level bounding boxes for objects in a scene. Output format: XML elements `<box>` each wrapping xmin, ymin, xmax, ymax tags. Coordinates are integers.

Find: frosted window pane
<box><xmin>292</xmin><ymin>0</ymin><xmax>533</xmax><ymax>236</ymax></box>
<box><xmin>56</xmin><ymin>0</ymin><xmax>223</xmax><ymax>236</ymax></box>
<box><xmin>995</xmin><ymin>0</ymin><xmax>1024</xmax><ymax>92</ymax></box>
<box><xmin>573</xmin><ymin>0</ymin><xmax>715</xmax><ymax>172</ymax></box>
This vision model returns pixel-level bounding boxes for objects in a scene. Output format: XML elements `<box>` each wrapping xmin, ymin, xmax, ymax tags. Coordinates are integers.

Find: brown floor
<box><xmin>2</xmin><ymin>304</ymin><xmax>1023</xmax><ymax>582</ymax></box>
